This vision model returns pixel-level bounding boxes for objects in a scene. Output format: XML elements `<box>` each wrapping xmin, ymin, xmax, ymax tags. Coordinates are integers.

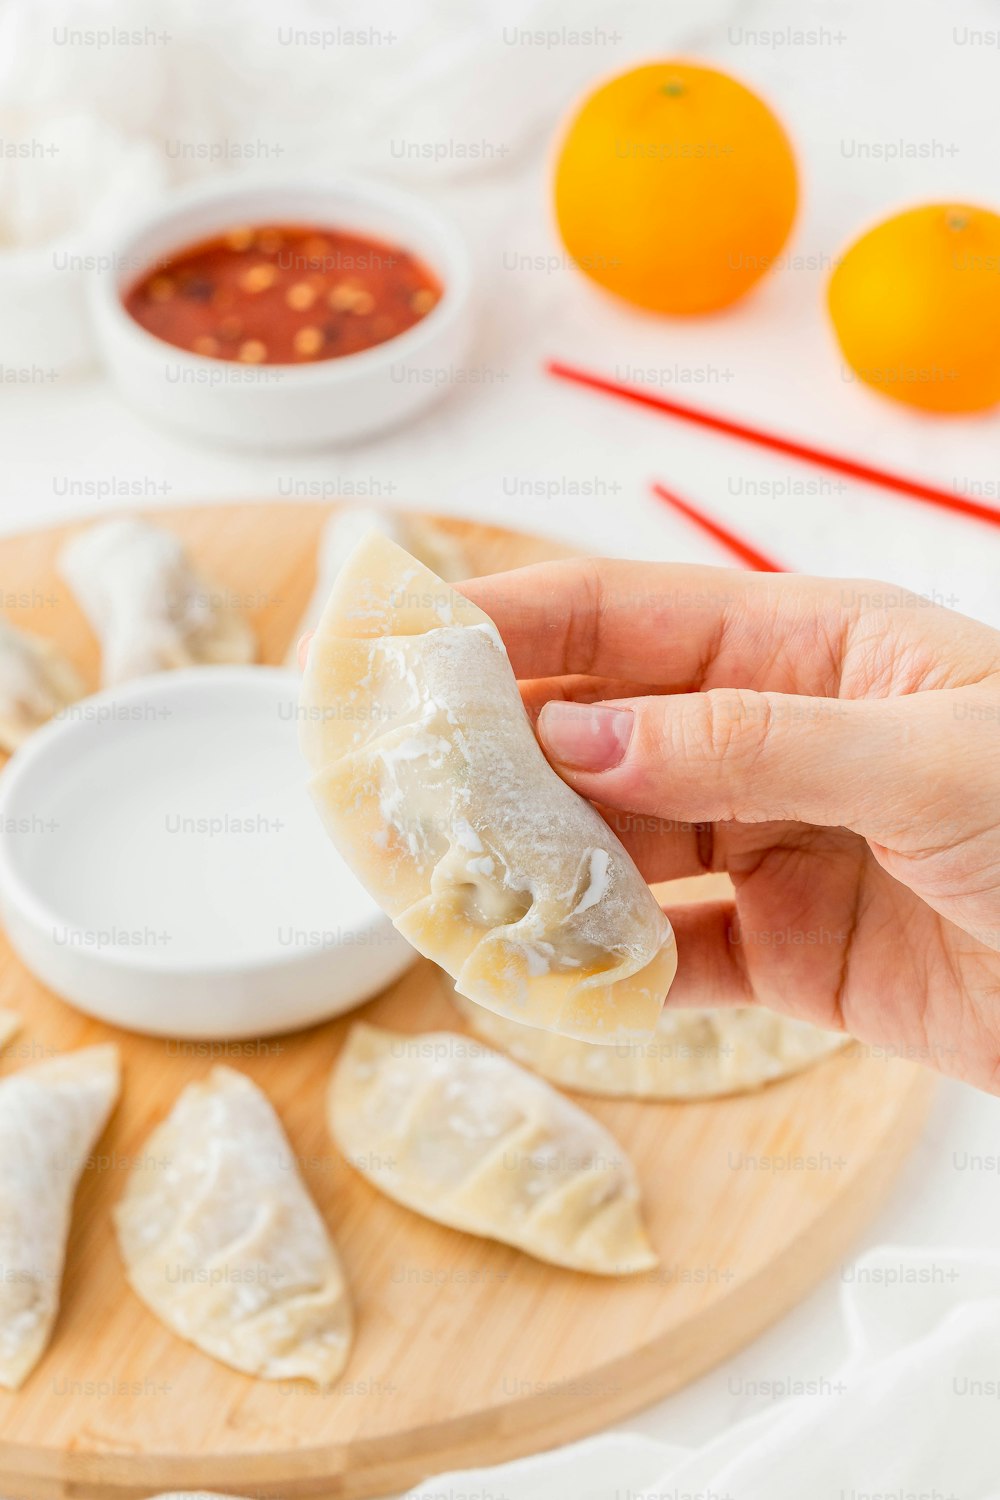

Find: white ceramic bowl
<box><xmin>89</xmin><ymin>176</ymin><xmax>475</xmax><ymax>450</ymax></box>
<box><xmin>0</xmin><ymin>668</ymin><xmax>413</xmax><ymax>1039</ymax></box>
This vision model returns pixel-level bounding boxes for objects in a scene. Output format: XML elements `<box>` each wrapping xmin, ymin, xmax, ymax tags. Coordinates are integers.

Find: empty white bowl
<box><xmin>89</xmin><ymin>175</ymin><xmax>475</xmax><ymax>450</ymax></box>
<box><xmin>0</xmin><ymin>668</ymin><xmax>413</xmax><ymax>1038</ymax></box>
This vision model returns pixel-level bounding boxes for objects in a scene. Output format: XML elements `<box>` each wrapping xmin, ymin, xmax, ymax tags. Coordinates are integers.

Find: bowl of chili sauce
<box><xmin>90</xmin><ymin>178</ymin><xmax>473</xmax><ymax>450</ymax></box>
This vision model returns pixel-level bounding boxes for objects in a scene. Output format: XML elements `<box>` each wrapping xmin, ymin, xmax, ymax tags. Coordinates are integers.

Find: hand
<box><xmin>461</xmin><ymin>559</ymin><xmax>1000</xmax><ymax>1093</ymax></box>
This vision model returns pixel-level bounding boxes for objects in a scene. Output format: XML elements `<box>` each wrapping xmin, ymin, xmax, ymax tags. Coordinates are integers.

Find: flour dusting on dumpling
<box><xmin>452</xmin><ymin>993</ymin><xmax>849</xmax><ymax>1100</ymax></box>
<box><xmin>114</xmin><ymin>1066</ymin><xmax>352</xmax><ymax>1386</ymax></box>
<box><xmin>0</xmin><ymin>1044</ymin><xmax>120</xmax><ymax>1389</ymax></box>
<box><xmin>329</xmin><ymin>1023</ymin><xmax>656</xmax><ymax>1275</ymax></box>
<box><xmin>0</xmin><ymin>619</ymin><xmax>84</xmax><ymax>751</ymax></box>
<box><xmin>60</xmin><ymin>517</ymin><xmax>255</xmax><ymax>687</ymax></box>
<box><xmin>300</xmin><ymin>533</ymin><xmax>676</xmax><ymax>1043</ymax></box>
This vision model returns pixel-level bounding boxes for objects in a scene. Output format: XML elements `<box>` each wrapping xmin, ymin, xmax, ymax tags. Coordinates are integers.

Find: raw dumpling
<box><xmin>300</xmin><ymin>534</ymin><xmax>676</xmax><ymax>1043</ymax></box>
<box><xmin>114</xmin><ymin>1066</ymin><xmax>352</xmax><ymax>1385</ymax></box>
<box><xmin>329</xmin><ymin>1023</ymin><xmax>656</xmax><ymax>1275</ymax></box>
<box><xmin>0</xmin><ymin>1044</ymin><xmax>120</xmax><ymax>1389</ymax></box>
<box><xmin>0</xmin><ymin>618</ymin><xmax>84</xmax><ymax>751</ymax></box>
<box><xmin>452</xmin><ymin>993</ymin><xmax>849</xmax><ymax>1100</ymax></box>
<box><xmin>285</xmin><ymin>507</ymin><xmax>468</xmax><ymax>668</ymax></box>
<box><xmin>60</xmin><ymin>517</ymin><xmax>255</xmax><ymax>687</ymax></box>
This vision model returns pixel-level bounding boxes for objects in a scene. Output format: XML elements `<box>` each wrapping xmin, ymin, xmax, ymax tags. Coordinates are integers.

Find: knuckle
<box><xmin>627</xmin><ymin>689</ymin><xmax>781</xmax><ymax>822</ymax></box>
<box><xmin>698</xmin><ymin>688</ymin><xmax>775</xmax><ymax>769</ymax></box>
<box><xmin>561</xmin><ymin>558</ymin><xmax>604</xmax><ymax>677</ymax></box>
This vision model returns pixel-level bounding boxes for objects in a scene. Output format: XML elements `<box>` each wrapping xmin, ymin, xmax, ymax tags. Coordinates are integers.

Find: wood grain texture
<box><xmin>0</xmin><ymin>503</ymin><xmax>934</xmax><ymax>1499</ymax></box>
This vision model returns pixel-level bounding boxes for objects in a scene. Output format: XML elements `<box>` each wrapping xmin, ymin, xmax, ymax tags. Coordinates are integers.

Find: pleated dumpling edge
<box><xmin>328</xmin><ymin>1022</ymin><xmax>658</xmax><ymax>1277</ymax></box>
<box><xmin>114</xmin><ymin>1066</ymin><xmax>353</xmax><ymax>1387</ymax></box>
<box><xmin>0</xmin><ymin>1043</ymin><xmax>121</xmax><ymax>1390</ymax></box>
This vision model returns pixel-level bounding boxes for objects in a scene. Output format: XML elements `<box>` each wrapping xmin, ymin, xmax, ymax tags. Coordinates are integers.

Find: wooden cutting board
<box><xmin>0</xmin><ymin>503</ymin><xmax>933</xmax><ymax>1500</ymax></box>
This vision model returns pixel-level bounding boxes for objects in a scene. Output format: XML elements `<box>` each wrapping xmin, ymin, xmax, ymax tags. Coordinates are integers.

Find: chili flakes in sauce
<box><xmin>124</xmin><ymin>224</ymin><xmax>442</xmax><ymax>365</ymax></box>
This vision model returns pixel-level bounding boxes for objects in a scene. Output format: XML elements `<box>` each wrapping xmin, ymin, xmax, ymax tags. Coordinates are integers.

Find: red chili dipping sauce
<box><xmin>123</xmin><ymin>224</ymin><xmax>443</xmax><ymax>365</ymax></box>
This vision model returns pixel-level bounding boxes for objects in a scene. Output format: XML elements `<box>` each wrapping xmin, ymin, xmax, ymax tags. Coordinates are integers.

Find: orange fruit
<box><xmin>553</xmin><ymin>61</ymin><xmax>797</xmax><ymax>315</ymax></box>
<box><xmin>829</xmin><ymin>204</ymin><xmax>1000</xmax><ymax>413</ymax></box>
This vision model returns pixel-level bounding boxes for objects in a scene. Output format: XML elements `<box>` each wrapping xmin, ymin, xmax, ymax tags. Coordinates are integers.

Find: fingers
<box><xmin>519</xmin><ymin>675</ymin><xmax>667</xmax><ymax>726</ymax></box>
<box><xmin>657</xmin><ymin>902</ymin><xmax>754</xmax><ymax>1008</ymax></box>
<box><xmin>594</xmin><ymin>802</ymin><xmax>711</xmax><ymax>883</ymax></box>
<box><xmin>463</xmin><ymin>558</ymin><xmax>844</xmax><ymax>693</ymax></box>
<box><xmin>535</xmin><ymin>688</ymin><xmax>924</xmax><ymax>842</ymax></box>
<box><xmin>660</xmin><ymin>899</ymin><xmax>847</xmax><ymax>1030</ymax></box>
<box><xmin>462</xmin><ymin>557</ymin><xmax>1000</xmax><ymax>698</ymax></box>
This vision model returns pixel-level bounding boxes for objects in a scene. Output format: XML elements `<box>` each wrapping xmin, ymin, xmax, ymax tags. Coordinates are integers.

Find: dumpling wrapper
<box><xmin>0</xmin><ymin>618</ymin><xmax>84</xmax><ymax>751</ymax></box>
<box><xmin>285</xmin><ymin>507</ymin><xmax>468</xmax><ymax>668</ymax></box>
<box><xmin>329</xmin><ymin>1023</ymin><xmax>657</xmax><ymax>1276</ymax></box>
<box><xmin>60</xmin><ymin>517</ymin><xmax>255</xmax><ymax>687</ymax></box>
<box><xmin>114</xmin><ymin>1066</ymin><xmax>352</xmax><ymax>1386</ymax></box>
<box><xmin>300</xmin><ymin>533</ymin><xmax>676</xmax><ymax>1044</ymax></box>
<box><xmin>452</xmin><ymin>993</ymin><xmax>849</xmax><ymax>1100</ymax></box>
<box><xmin>0</xmin><ymin>1044</ymin><xmax>120</xmax><ymax>1389</ymax></box>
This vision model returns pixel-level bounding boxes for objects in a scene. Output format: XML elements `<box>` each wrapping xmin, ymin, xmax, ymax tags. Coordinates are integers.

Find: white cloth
<box><xmin>401</xmin><ymin>1247</ymin><xmax>1000</xmax><ymax>1498</ymax></box>
<box><xmin>0</xmin><ymin>0</ymin><xmax>733</xmax><ymax>189</ymax></box>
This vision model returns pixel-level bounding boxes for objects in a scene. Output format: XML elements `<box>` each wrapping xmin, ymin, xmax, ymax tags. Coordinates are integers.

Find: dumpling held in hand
<box><xmin>300</xmin><ymin>533</ymin><xmax>676</xmax><ymax>1043</ymax></box>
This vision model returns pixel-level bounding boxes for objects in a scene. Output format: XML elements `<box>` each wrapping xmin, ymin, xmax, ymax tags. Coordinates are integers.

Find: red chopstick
<box><xmin>547</xmin><ymin>359</ymin><xmax>1000</xmax><ymax>531</ymax></box>
<box><xmin>651</xmin><ymin>482</ymin><xmax>787</xmax><ymax>571</ymax></box>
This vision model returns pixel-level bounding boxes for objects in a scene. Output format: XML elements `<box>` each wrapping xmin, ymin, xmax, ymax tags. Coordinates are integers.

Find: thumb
<box><xmin>536</xmin><ymin>688</ymin><xmax>925</xmax><ymax>839</ymax></box>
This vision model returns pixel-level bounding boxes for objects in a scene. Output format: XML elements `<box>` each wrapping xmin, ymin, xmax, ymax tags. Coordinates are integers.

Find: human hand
<box><xmin>461</xmin><ymin>560</ymin><xmax>1000</xmax><ymax>1093</ymax></box>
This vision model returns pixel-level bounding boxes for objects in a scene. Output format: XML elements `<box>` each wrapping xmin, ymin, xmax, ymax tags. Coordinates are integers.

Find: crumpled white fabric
<box><xmin>398</xmin><ymin>1247</ymin><xmax>1000</xmax><ymax>1499</ymax></box>
<box><xmin>0</xmin><ymin>114</ymin><xmax>164</xmax><ymax>251</ymax></box>
<box><xmin>0</xmin><ymin>0</ymin><xmax>733</xmax><ymax>189</ymax></box>
<box><xmin>0</xmin><ymin>109</ymin><xmax>166</xmax><ymax>369</ymax></box>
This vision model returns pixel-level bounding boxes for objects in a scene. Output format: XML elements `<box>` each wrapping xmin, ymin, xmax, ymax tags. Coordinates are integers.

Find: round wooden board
<box><xmin>0</xmin><ymin>503</ymin><xmax>933</xmax><ymax>1500</ymax></box>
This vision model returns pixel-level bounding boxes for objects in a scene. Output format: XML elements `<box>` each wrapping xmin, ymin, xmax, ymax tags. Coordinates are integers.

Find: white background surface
<box><xmin>1</xmin><ymin>0</ymin><xmax>1000</xmax><ymax>1472</ymax></box>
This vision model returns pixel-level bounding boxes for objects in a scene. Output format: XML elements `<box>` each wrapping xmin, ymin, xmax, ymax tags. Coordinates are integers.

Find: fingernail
<box><xmin>297</xmin><ymin>630</ymin><xmax>315</xmax><ymax>669</ymax></box>
<box><xmin>538</xmin><ymin>702</ymin><xmax>634</xmax><ymax>772</ymax></box>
